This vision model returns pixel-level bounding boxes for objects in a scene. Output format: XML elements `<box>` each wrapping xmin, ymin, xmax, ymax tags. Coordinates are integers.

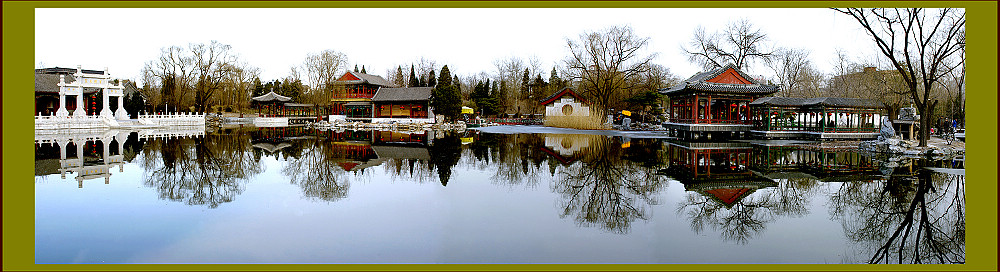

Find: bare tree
<box><xmin>141</xmin><ymin>45</ymin><xmax>195</xmax><ymax>112</ymax></box>
<box><xmin>683</xmin><ymin>19</ymin><xmax>775</xmax><ymax>70</ymax></box>
<box><xmin>191</xmin><ymin>41</ymin><xmax>235</xmax><ymax>112</ymax></box>
<box><xmin>769</xmin><ymin>47</ymin><xmax>825</xmax><ymax>98</ymax></box>
<box><xmin>301</xmin><ymin>49</ymin><xmax>349</xmax><ymax>105</ymax></box>
<box><xmin>833</xmin><ymin>8</ymin><xmax>965</xmax><ymax>147</ymax></box>
<box><xmin>215</xmin><ymin>61</ymin><xmax>260</xmax><ymax>112</ymax></box>
<box><xmin>564</xmin><ymin>25</ymin><xmax>656</xmax><ymax>113</ymax></box>
<box><xmin>492</xmin><ymin>56</ymin><xmax>530</xmax><ymax>113</ymax></box>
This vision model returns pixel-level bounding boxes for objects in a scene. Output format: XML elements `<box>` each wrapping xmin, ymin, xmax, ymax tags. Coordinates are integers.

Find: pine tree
<box><xmin>251</xmin><ymin>77</ymin><xmax>264</xmax><ymax>97</ymax></box>
<box><xmin>353</xmin><ymin>65</ymin><xmax>359</xmax><ymax>72</ymax></box>
<box><xmin>431</xmin><ymin>84</ymin><xmax>461</xmax><ymax>121</ymax></box>
<box><xmin>394</xmin><ymin>66</ymin><xmax>405</xmax><ymax>87</ymax></box>
<box><xmin>409</xmin><ymin>64</ymin><xmax>418</xmax><ymax>87</ymax></box>
<box><xmin>361</xmin><ymin>65</ymin><xmax>366</xmax><ymax>74</ymax></box>
<box><xmin>521</xmin><ymin>68</ymin><xmax>530</xmax><ymax>100</ymax></box>
<box><xmin>428</xmin><ymin>70</ymin><xmax>437</xmax><ymax>87</ymax></box>
<box><xmin>437</xmin><ymin>65</ymin><xmax>451</xmax><ymax>87</ymax></box>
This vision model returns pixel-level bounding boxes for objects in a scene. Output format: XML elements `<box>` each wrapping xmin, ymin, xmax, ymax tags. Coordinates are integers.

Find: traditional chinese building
<box><xmin>540</xmin><ymin>87</ymin><xmax>591</xmax><ymax>118</ymax></box>
<box><xmin>35</xmin><ymin>67</ymin><xmax>130</xmax><ymax>118</ymax></box>
<box><xmin>748</xmin><ymin>97</ymin><xmax>884</xmax><ymax>139</ymax></box>
<box><xmin>371</xmin><ymin>87</ymin><xmax>434</xmax><ymax>124</ymax></box>
<box><xmin>660</xmin><ymin>64</ymin><xmax>779</xmax><ymax>139</ymax></box>
<box><xmin>330</xmin><ymin>71</ymin><xmax>396</xmax><ymax>121</ymax></box>
<box><xmin>329</xmin><ymin>71</ymin><xmax>435</xmax><ymax>123</ymax></box>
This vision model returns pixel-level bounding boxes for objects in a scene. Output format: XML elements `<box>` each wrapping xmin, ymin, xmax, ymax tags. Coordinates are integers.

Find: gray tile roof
<box><xmin>372</xmin><ymin>87</ymin><xmax>433</xmax><ymax>102</ymax></box>
<box><xmin>342</xmin><ymin>71</ymin><xmax>395</xmax><ymax>87</ymax></box>
<box><xmin>251</xmin><ymin>91</ymin><xmax>292</xmax><ymax>102</ymax></box>
<box><xmin>660</xmin><ymin>63</ymin><xmax>779</xmax><ymax>96</ymax></box>
<box><xmin>373</xmin><ymin>145</ymin><xmax>430</xmax><ymax>160</ymax></box>
<box><xmin>35</xmin><ymin>73</ymin><xmax>101</xmax><ymax>94</ymax></box>
<box><xmin>750</xmin><ymin>97</ymin><xmax>884</xmax><ymax>108</ymax></box>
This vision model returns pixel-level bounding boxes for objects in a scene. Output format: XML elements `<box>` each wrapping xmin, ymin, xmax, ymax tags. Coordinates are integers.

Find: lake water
<box><xmin>34</xmin><ymin>126</ymin><xmax>965</xmax><ymax>264</ymax></box>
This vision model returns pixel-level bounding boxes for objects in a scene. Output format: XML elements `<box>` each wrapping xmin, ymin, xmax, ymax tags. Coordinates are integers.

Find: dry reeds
<box><xmin>543</xmin><ymin>109</ymin><xmax>610</xmax><ymax>130</ymax></box>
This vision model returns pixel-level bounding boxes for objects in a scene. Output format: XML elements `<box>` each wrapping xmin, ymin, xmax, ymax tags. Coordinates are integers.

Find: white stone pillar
<box><xmin>74</xmin><ymin>94</ymin><xmax>85</xmax><ymax>117</ymax></box>
<box><xmin>73</xmin><ymin>66</ymin><xmax>86</xmax><ymax>116</ymax></box>
<box><xmin>57</xmin><ymin>75</ymin><xmax>69</xmax><ymax>117</ymax></box>
<box><xmin>58</xmin><ymin>140</ymin><xmax>67</xmax><ymax>160</ymax></box>
<box><xmin>116</xmin><ymin>95</ymin><xmax>128</xmax><ymax>120</ymax></box>
<box><xmin>100</xmin><ymin>90</ymin><xmax>111</xmax><ymax>117</ymax></box>
<box><xmin>102</xmin><ymin>139</ymin><xmax>110</xmax><ymax>164</ymax></box>
<box><xmin>76</xmin><ymin>140</ymin><xmax>85</xmax><ymax>168</ymax></box>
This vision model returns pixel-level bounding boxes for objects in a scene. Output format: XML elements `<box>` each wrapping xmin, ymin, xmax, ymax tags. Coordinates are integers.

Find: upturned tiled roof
<box><xmin>251</xmin><ymin>91</ymin><xmax>292</xmax><ymax>102</ymax></box>
<box><xmin>371</xmin><ymin>87</ymin><xmax>433</xmax><ymax>102</ymax></box>
<box><xmin>750</xmin><ymin>97</ymin><xmax>884</xmax><ymax>108</ymax></box>
<box><xmin>339</xmin><ymin>71</ymin><xmax>395</xmax><ymax>87</ymax></box>
<box><xmin>659</xmin><ymin>63</ymin><xmax>779</xmax><ymax>96</ymax></box>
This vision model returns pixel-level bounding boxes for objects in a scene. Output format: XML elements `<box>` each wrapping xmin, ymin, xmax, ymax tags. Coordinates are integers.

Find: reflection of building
<box><xmin>750</xmin><ymin>143</ymin><xmax>882</xmax><ymax>183</ymax></box>
<box><xmin>749</xmin><ymin>97</ymin><xmax>884</xmax><ymax>140</ymax></box>
<box><xmin>538</xmin><ymin>134</ymin><xmax>595</xmax><ymax>165</ymax></box>
<box><xmin>322</xmin><ymin>129</ymin><xmax>432</xmax><ymax>172</ymax></box>
<box><xmin>36</xmin><ymin>127</ymin><xmax>207</xmax><ymax>187</ymax></box>
<box><xmin>665</xmin><ymin>141</ymin><xmax>777</xmax><ymax>207</ymax></box>
<box><xmin>34</xmin><ymin>130</ymin><xmax>129</xmax><ymax>188</ymax></box>
<box><xmin>660</xmin><ymin>64</ymin><xmax>779</xmax><ymax>139</ymax></box>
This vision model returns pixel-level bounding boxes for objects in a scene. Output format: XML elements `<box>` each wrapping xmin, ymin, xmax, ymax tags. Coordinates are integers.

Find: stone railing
<box><xmin>35</xmin><ymin>114</ymin><xmax>116</xmax><ymax>130</ymax></box>
<box><xmin>137</xmin><ymin>112</ymin><xmax>206</xmax><ymax>126</ymax></box>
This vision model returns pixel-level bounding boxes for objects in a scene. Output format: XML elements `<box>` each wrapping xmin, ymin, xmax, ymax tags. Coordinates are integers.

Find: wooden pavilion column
<box><xmin>692</xmin><ymin>94</ymin><xmax>698</xmax><ymax>123</ymax></box>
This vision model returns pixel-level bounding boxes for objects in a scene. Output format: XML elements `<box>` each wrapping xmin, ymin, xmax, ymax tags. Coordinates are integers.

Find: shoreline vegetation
<box><xmin>542</xmin><ymin>110</ymin><xmax>610</xmax><ymax>130</ymax></box>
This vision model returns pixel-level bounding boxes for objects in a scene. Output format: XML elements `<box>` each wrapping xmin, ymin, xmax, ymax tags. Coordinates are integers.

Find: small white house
<box><xmin>541</xmin><ymin>87</ymin><xmax>590</xmax><ymax>117</ymax></box>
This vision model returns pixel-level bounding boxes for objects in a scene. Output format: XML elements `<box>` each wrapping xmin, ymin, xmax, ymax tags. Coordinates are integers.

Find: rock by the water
<box><xmin>878</xmin><ymin>116</ymin><xmax>896</xmax><ymax>141</ymax></box>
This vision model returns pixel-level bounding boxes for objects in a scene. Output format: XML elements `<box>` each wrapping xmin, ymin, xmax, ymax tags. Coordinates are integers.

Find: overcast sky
<box><xmin>36</xmin><ymin>8</ymin><xmax>880</xmax><ymax>85</ymax></box>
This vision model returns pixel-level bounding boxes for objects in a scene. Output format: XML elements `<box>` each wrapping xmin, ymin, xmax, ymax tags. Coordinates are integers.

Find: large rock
<box><xmin>878</xmin><ymin>116</ymin><xmax>896</xmax><ymax>141</ymax></box>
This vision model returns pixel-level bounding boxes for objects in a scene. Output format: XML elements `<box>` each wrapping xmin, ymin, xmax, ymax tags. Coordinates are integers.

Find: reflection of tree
<box><xmin>140</xmin><ymin>131</ymin><xmax>261</xmax><ymax>208</ymax></box>
<box><xmin>466</xmin><ymin>133</ymin><xmax>545</xmax><ymax>188</ymax></box>
<box><xmin>281</xmin><ymin>135</ymin><xmax>351</xmax><ymax>202</ymax></box>
<box><xmin>551</xmin><ymin>135</ymin><xmax>668</xmax><ymax>233</ymax></box>
<box><xmin>677</xmin><ymin>178</ymin><xmax>819</xmax><ymax>244</ymax></box>
<box><xmin>830</xmin><ymin>165</ymin><xmax>965</xmax><ymax>264</ymax></box>
<box><xmin>429</xmin><ymin>134</ymin><xmax>462</xmax><ymax>186</ymax></box>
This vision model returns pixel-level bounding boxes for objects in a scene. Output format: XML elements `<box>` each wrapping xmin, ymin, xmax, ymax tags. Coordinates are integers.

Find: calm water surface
<box><xmin>34</xmin><ymin>126</ymin><xmax>965</xmax><ymax>264</ymax></box>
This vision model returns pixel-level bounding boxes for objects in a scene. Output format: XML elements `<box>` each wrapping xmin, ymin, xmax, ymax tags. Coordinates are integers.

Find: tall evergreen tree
<box><xmin>428</xmin><ymin>70</ymin><xmax>437</xmax><ymax>87</ymax></box>
<box><xmin>437</xmin><ymin>65</ymin><xmax>451</xmax><ymax>87</ymax></box>
<box><xmin>521</xmin><ymin>68</ymin><xmax>531</xmax><ymax>100</ymax></box>
<box><xmin>394</xmin><ymin>66</ymin><xmax>406</xmax><ymax>87</ymax></box>
<box><xmin>409</xmin><ymin>64</ymin><xmax>418</xmax><ymax>87</ymax></box>
<box><xmin>431</xmin><ymin>65</ymin><xmax>461</xmax><ymax>121</ymax></box>
<box><xmin>353</xmin><ymin>64</ymin><xmax>359</xmax><ymax>72</ymax></box>
<box><xmin>497</xmin><ymin>80</ymin><xmax>508</xmax><ymax>114</ymax></box>
<box><xmin>251</xmin><ymin>77</ymin><xmax>264</xmax><ymax>97</ymax></box>
<box><xmin>360</xmin><ymin>65</ymin><xmax>366</xmax><ymax>74</ymax></box>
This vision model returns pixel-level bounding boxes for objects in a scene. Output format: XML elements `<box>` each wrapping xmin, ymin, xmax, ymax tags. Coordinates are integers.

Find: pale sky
<box><xmin>36</xmin><ymin>8</ymin><xmax>878</xmax><ymax>85</ymax></box>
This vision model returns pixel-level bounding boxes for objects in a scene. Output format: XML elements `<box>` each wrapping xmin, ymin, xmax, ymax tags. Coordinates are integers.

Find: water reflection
<box><xmin>140</xmin><ymin>130</ymin><xmax>261</xmax><ymax>208</ymax></box>
<box><xmin>830</xmin><ymin>162</ymin><xmax>965</xmax><ymax>264</ymax></box>
<box><xmin>35</xmin><ymin>127</ymin><xmax>965</xmax><ymax>263</ymax></box>
<box><xmin>549</xmin><ymin>134</ymin><xmax>668</xmax><ymax>233</ymax></box>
